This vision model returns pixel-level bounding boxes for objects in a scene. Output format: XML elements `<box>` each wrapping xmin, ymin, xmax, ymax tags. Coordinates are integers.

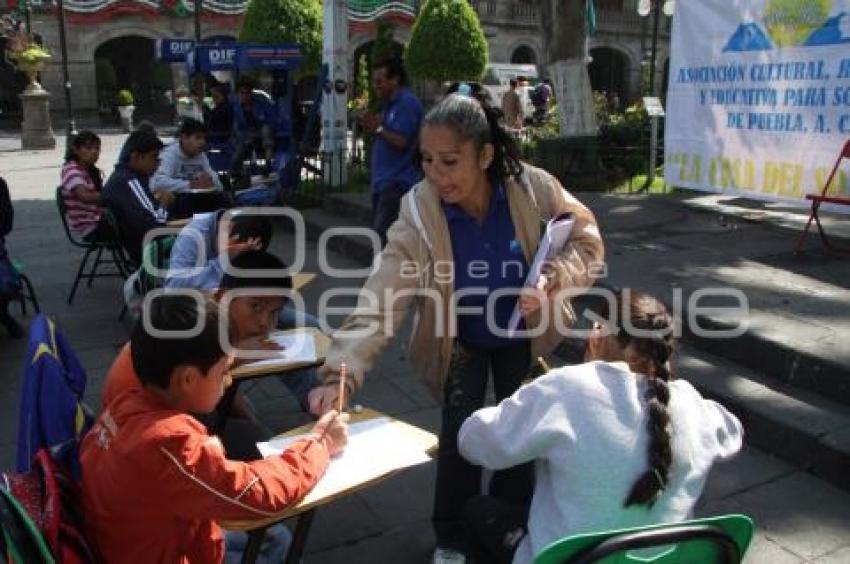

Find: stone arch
<box><xmin>510</xmin><ymin>44</ymin><xmax>538</xmax><ymax>65</ymax></box>
<box><xmin>588</xmin><ymin>45</ymin><xmax>632</xmax><ymax>109</ymax></box>
<box><xmin>94</xmin><ymin>34</ymin><xmax>171</xmax><ymax>120</ymax></box>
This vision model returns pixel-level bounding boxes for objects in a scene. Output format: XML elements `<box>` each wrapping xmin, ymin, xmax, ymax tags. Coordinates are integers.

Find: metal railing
<box><xmin>511</xmin><ymin>2</ymin><xmax>537</xmax><ymax>24</ymax></box>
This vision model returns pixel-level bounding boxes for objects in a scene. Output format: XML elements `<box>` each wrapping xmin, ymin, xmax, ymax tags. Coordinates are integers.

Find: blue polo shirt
<box><xmin>370</xmin><ymin>87</ymin><xmax>423</xmax><ymax>194</ymax></box>
<box><xmin>444</xmin><ymin>184</ymin><xmax>529</xmax><ymax>350</ymax></box>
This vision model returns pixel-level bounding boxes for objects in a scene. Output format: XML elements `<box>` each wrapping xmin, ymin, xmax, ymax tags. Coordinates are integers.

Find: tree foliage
<box><xmin>406</xmin><ymin>0</ymin><xmax>488</xmax><ymax>84</ymax></box>
<box><xmin>238</xmin><ymin>0</ymin><xmax>323</xmax><ymax>76</ymax></box>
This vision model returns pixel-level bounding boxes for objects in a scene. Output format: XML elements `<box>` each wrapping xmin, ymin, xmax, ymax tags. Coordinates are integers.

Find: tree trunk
<box><xmin>540</xmin><ymin>0</ymin><xmax>597</xmax><ymax>137</ymax></box>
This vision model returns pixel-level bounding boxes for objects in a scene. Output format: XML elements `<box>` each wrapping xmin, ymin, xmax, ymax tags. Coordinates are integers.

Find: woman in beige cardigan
<box><xmin>310</xmin><ymin>85</ymin><xmax>604</xmax><ymax>564</ymax></box>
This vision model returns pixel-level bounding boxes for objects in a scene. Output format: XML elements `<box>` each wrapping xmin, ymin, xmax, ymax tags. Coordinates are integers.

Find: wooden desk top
<box><xmin>231</xmin><ymin>327</ymin><xmax>331</xmax><ymax>381</ymax></box>
<box><xmin>220</xmin><ymin>409</ymin><xmax>438</xmax><ymax>531</ymax></box>
<box><xmin>166</xmin><ymin>218</ymin><xmax>191</xmax><ymax>228</ymax></box>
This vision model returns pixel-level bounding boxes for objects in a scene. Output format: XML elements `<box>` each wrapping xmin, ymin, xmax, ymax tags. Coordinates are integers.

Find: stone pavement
<box><xmin>0</xmin><ymin>134</ymin><xmax>849</xmax><ymax>562</ymax></box>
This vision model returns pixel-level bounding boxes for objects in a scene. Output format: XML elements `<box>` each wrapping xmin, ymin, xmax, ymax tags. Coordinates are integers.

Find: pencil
<box><xmin>339</xmin><ymin>362</ymin><xmax>347</xmax><ymax>413</ymax></box>
<box><xmin>537</xmin><ymin>356</ymin><xmax>551</xmax><ymax>372</ymax></box>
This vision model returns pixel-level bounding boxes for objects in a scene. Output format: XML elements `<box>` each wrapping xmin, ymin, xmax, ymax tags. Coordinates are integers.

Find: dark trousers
<box><xmin>464</xmin><ymin>495</ymin><xmax>529</xmax><ymax>564</ymax></box>
<box><xmin>168</xmin><ymin>192</ymin><xmax>233</xmax><ymax>221</ymax></box>
<box><xmin>433</xmin><ymin>340</ymin><xmax>534</xmax><ymax>551</ymax></box>
<box><xmin>371</xmin><ymin>183</ymin><xmax>406</xmax><ymax>248</ymax></box>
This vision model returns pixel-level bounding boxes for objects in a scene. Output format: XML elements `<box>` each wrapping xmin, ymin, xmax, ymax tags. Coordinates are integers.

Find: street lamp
<box><xmin>56</xmin><ymin>0</ymin><xmax>76</xmax><ymax>145</ymax></box>
<box><xmin>193</xmin><ymin>0</ymin><xmax>202</xmax><ymax>42</ymax></box>
<box><xmin>637</xmin><ymin>0</ymin><xmax>674</xmax><ymax>190</ymax></box>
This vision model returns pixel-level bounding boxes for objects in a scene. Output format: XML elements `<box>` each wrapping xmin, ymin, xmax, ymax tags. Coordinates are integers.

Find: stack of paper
<box><xmin>239</xmin><ymin>332</ymin><xmax>317</xmax><ymax>368</ymax></box>
<box><xmin>257</xmin><ymin>417</ymin><xmax>432</xmax><ymax>501</ymax></box>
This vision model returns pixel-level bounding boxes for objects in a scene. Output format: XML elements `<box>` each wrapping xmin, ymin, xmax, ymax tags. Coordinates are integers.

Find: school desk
<box><xmin>210</xmin><ymin>326</ymin><xmax>330</xmax><ymax>435</ymax></box>
<box><xmin>220</xmin><ymin>408</ymin><xmax>438</xmax><ymax>564</ymax></box>
<box><xmin>166</xmin><ymin>217</ymin><xmax>191</xmax><ymax>228</ymax></box>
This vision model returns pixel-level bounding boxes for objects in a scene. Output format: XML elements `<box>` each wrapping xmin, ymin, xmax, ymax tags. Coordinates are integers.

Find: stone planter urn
<box><xmin>17</xmin><ymin>58</ymin><xmax>48</xmax><ymax>92</ymax></box>
<box><xmin>12</xmin><ymin>50</ymin><xmax>56</xmax><ymax>149</ymax></box>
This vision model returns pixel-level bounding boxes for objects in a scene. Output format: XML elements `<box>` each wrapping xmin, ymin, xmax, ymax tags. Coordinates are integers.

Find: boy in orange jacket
<box><xmin>81</xmin><ymin>294</ymin><xmax>348</xmax><ymax>563</ymax></box>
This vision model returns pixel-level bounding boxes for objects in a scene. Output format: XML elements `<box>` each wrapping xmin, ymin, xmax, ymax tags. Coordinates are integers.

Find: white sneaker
<box><xmin>433</xmin><ymin>547</ymin><xmax>466</xmax><ymax>564</ymax></box>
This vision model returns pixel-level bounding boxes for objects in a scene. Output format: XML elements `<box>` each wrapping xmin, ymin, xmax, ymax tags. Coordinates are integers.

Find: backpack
<box><xmin>0</xmin><ymin>481</ymin><xmax>55</xmax><ymax>564</ymax></box>
<box><xmin>15</xmin><ymin>316</ymin><xmax>94</xmax><ymax>480</ymax></box>
<box><xmin>2</xmin><ymin>450</ymin><xmax>97</xmax><ymax>564</ymax></box>
<box><xmin>531</xmin><ymin>84</ymin><xmax>550</xmax><ymax>108</ymax></box>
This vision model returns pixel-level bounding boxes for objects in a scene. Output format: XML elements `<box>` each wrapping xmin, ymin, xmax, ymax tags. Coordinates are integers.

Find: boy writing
<box><xmin>151</xmin><ymin>118</ymin><xmax>232</xmax><ymax>218</ymax></box>
<box><xmin>81</xmin><ymin>294</ymin><xmax>347</xmax><ymax>563</ymax></box>
<box><xmin>103</xmin><ymin>250</ymin><xmax>317</xmax><ymax>457</ymax></box>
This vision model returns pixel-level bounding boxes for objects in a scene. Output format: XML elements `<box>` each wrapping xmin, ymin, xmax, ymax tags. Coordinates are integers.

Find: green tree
<box><xmin>405</xmin><ymin>0</ymin><xmax>488</xmax><ymax>84</ymax></box>
<box><xmin>238</xmin><ymin>0</ymin><xmax>322</xmax><ymax>76</ymax></box>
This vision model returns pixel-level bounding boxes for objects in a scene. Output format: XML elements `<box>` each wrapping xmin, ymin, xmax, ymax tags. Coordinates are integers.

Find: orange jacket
<box><xmin>101</xmin><ymin>343</ymin><xmax>136</xmax><ymax>408</ymax></box>
<box><xmin>81</xmin><ymin>387</ymin><xmax>330</xmax><ymax>563</ymax></box>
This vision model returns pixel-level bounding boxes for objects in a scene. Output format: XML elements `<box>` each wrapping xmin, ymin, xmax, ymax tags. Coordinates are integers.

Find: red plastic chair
<box><xmin>794</xmin><ymin>139</ymin><xmax>850</xmax><ymax>254</ymax></box>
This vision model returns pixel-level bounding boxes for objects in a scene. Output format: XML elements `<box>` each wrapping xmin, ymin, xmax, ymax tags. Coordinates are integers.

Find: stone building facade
<box><xmin>0</xmin><ymin>0</ymin><xmax>670</xmax><ymax>121</ymax></box>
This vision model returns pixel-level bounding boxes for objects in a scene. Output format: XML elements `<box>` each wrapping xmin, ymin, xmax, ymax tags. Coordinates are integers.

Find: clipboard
<box><xmin>231</xmin><ymin>327</ymin><xmax>330</xmax><ymax>380</ymax></box>
<box><xmin>508</xmin><ymin>212</ymin><xmax>575</xmax><ymax>334</ymax></box>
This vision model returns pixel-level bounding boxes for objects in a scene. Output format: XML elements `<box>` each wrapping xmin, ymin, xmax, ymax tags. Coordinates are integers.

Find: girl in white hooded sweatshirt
<box><xmin>458</xmin><ymin>291</ymin><xmax>743</xmax><ymax>564</ymax></box>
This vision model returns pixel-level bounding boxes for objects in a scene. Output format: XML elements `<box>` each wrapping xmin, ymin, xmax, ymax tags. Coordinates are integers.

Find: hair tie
<box><xmin>456</xmin><ymin>82</ymin><xmax>473</xmax><ymax>97</ymax></box>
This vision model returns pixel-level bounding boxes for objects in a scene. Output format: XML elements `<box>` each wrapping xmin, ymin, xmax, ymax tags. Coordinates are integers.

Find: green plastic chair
<box><xmin>534</xmin><ymin>515</ymin><xmax>754</xmax><ymax>564</ymax></box>
<box><xmin>0</xmin><ymin>485</ymin><xmax>55</xmax><ymax>564</ymax></box>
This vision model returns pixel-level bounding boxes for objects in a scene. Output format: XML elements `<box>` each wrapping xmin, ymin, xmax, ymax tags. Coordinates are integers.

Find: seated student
<box><xmin>164</xmin><ymin>209</ymin><xmax>269</xmax><ymax>291</ymax></box>
<box><xmin>115</xmin><ymin>120</ymin><xmax>158</xmax><ymax>169</ymax></box>
<box><xmin>104</xmin><ymin>250</ymin><xmax>317</xmax><ymax>434</ymax></box>
<box><xmin>0</xmin><ymin>176</ymin><xmax>23</xmax><ymax>338</ymax></box>
<box><xmin>60</xmin><ymin>131</ymin><xmax>111</xmax><ymax>241</ymax></box>
<box><xmin>458</xmin><ymin>292</ymin><xmax>743</xmax><ymax>564</ymax></box>
<box><xmin>151</xmin><ymin>118</ymin><xmax>232</xmax><ymax>219</ymax></box>
<box><xmin>164</xmin><ymin>210</ymin><xmax>316</xmax><ymax>331</ymax></box>
<box><xmin>82</xmin><ymin>294</ymin><xmax>348</xmax><ymax>564</ymax></box>
<box><xmin>102</xmin><ymin>130</ymin><xmax>169</xmax><ymax>265</ymax></box>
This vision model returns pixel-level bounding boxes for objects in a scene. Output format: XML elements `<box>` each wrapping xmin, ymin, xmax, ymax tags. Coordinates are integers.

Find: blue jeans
<box><xmin>276</xmin><ymin>306</ymin><xmax>320</xmax><ymax>412</ymax></box>
<box><xmin>224</xmin><ymin>523</ymin><xmax>291</xmax><ymax>563</ymax></box>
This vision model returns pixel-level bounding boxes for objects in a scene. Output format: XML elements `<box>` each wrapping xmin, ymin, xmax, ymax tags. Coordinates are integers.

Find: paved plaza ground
<box><xmin>1</xmin><ymin>133</ymin><xmax>849</xmax><ymax>562</ymax></box>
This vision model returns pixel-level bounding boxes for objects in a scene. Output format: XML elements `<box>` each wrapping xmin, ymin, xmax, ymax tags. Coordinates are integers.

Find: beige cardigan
<box><xmin>318</xmin><ymin>164</ymin><xmax>605</xmax><ymax>400</ymax></box>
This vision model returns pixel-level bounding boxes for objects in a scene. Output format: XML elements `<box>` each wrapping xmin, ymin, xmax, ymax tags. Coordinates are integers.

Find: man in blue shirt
<box><xmin>231</xmin><ymin>77</ymin><xmax>276</xmax><ymax>177</ymax></box>
<box><xmin>361</xmin><ymin>57</ymin><xmax>423</xmax><ymax>247</ymax></box>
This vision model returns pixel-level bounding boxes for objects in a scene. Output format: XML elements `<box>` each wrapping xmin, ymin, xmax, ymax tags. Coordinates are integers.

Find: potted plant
<box><xmin>116</xmin><ymin>89</ymin><xmax>135</xmax><ymax>132</ymax></box>
<box><xmin>14</xmin><ymin>44</ymin><xmax>51</xmax><ymax>89</ymax></box>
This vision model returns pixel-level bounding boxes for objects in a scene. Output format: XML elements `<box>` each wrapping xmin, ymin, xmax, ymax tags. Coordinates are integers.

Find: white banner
<box><xmin>664</xmin><ymin>0</ymin><xmax>850</xmax><ymax>209</ymax></box>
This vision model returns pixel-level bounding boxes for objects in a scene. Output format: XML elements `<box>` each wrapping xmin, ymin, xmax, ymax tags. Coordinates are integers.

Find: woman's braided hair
<box><xmin>602</xmin><ymin>291</ymin><xmax>677</xmax><ymax>508</ymax></box>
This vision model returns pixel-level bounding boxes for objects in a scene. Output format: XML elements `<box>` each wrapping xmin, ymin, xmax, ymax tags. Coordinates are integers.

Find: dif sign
<box><xmin>157</xmin><ymin>39</ymin><xmax>195</xmax><ymax>62</ymax></box>
<box><xmin>188</xmin><ymin>45</ymin><xmax>238</xmax><ymax>72</ymax></box>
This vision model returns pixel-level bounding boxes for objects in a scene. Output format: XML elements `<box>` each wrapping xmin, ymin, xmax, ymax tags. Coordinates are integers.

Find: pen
<box><xmin>339</xmin><ymin>362</ymin><xmax>347</xmax><ymax>413</ymax></box>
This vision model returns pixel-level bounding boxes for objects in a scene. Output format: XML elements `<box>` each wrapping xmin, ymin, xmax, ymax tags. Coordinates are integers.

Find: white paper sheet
<box><xmin>239</xmin><ymin>332</ymin><xmax>317</xmax><ymax>368</ymax></box>
<box><xmin>507</xmin><ymin>213</ymin><xmax>575</xmax><ymax>335</ymax></box>
<box><xmin>257</xmin><ymin>417</ymin><xmax>432</xmax><ymax>500</ymax></box>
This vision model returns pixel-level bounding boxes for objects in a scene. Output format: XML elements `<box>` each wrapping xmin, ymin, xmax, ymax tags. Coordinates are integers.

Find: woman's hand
<box><xmin>308</xmin><ymin>381</ymin><xmax>351</xmax><ymax>416</ymax></box>
<box><xmin>518</xmin><ymin>273</ymin><xmax>551</xmax><ymax>317</ymax></box>
<box><xmin>311</xmin><ymin>410</ymin><xmax>350</xmax><ymax>457</ymax></box>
